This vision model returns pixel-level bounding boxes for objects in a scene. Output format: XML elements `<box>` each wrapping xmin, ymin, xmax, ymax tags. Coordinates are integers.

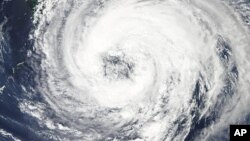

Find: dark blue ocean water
<box><xmin>0</xmin><ymin>0</ymin><xmax>48</xmax><ymax>140</ymax></box>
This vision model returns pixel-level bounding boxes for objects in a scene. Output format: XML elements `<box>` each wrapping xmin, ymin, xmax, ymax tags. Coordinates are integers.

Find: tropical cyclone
<box><xmin>26</xmin><ymin>0</ymin><xmax>250</xmax><ymax>140</ymax></box>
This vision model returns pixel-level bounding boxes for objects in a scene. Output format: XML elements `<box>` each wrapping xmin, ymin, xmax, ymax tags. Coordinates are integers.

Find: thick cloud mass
<box><xmin>16</xmin><ymin>0</ymin><xmax>250</xmax><ymax>140</ymax></box>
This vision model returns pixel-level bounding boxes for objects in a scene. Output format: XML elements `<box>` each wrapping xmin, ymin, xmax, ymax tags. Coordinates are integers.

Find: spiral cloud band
<box><xmin>22</xmin><ymin>0</ymin><xmax>250</xmax><ymax>140</ymax></box>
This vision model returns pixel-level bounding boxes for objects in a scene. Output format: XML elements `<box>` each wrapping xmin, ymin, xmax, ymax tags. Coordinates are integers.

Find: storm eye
<box><xmin>102</xmin><ymin>53</ymin><xmax>135</xmax><ymax>80</ymax></box>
